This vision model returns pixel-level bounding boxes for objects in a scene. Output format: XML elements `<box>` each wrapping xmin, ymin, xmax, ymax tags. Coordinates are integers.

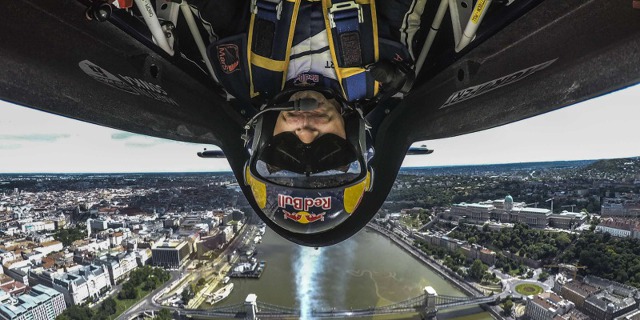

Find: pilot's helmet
<box><xmin>243</xmin><ymin>87</ymin><xmax>374</xmax><ymax>245</ymax></box>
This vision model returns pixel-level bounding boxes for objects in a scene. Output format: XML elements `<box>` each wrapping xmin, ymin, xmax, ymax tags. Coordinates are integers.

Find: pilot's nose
<box><xmin>295</xmin><ymin>127</ymin><xmax>318</xmax><ymax>144</ymax></box>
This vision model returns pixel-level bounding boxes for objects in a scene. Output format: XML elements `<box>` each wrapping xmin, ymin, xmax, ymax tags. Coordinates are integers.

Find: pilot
<box><xmin>192</xmin><ymin>0</ymin><xmax>424</xmax><ymax>245</ymax></box>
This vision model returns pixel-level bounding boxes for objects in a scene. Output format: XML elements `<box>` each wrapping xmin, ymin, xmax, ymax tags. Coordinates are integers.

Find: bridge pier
<box><xmin>245</xmin><ymin>294</ymin><xmax>258</xmax><ymax>320</ymax></box>
<box><xmin>420</xmin><ymin>286</ymin><xmax>438</xmax><ymax>320</ymax></box>
<box><xmin>420</xmin><ymin>309</ymin><xmax>438</xmax><ymax>320</ymax></box>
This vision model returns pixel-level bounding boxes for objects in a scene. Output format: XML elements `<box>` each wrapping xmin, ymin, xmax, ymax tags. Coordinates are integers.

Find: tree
<box><xmin>54</xmin><ymin>227</ymin><xmax>87</xmax><ymax>246</ymax></box>
<box><xmin>56</xmin><ymin>305</ymin><xmax>94</xmax><ymax>320</ymax></box>
<box><xmin>182</xmin><ymin>288</ymin><xmax>193</xmax><ymax>305</ymax></box>
<box><xmin>100</xmin><ymin>297</ymin><xmax>117</xmax><ymax>315</ymax></box>
<box><xmin>555</xmin><ymin>233</ymin><xmax>572</xmax><ymax>250</ymax></box>
<box><xmin>156</xmin><ymin>308</ymin><xmax>173</xmax><ymax>320</ymax></box>
<box><xmin>502</xmin><ymin>298</ymin><xmax>513</xmax><ymax>316</ymax></box>
<box><xmin>143</xmin><ymin>278</ymin><xmax>157</xmax><ymax>291</ymax></box>
<box><xmin>118</xmin><ymin>282</ymin><xmax>138</xmax><ymax>300</ymax></box>
<box><xmin>469</xmin><ymin>259</ymin><xmax>487</xmax><ymax>282</ymax></box>
<box><xmin>538</xmin><ymin>271</ymin><xmax>549</xmax><ymax>281</ymax></box>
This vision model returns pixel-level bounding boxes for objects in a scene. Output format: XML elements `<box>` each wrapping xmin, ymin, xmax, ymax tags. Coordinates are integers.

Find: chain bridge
<box><xmin>176</xmin><ymin>286</ymin><xmax>497</xmax><ymax>319</ymax></box>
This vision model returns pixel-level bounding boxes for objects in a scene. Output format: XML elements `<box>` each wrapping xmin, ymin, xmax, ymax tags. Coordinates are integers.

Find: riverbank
<box><xmin>366</xmin><ymin>223</ymin><xmax>505</xmax><ymax>320</ymax></box>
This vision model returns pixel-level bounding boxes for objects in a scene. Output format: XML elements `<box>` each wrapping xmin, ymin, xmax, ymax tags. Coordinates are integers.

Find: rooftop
<box><xmin>155</xmin><ymin>240</ymin><xmax>185</xmax><ymax>249</ymax></box>
<box><xmin>517</xmin><ymin>207</ymin><xmax>552</xmax><ymax>214</ymax></box>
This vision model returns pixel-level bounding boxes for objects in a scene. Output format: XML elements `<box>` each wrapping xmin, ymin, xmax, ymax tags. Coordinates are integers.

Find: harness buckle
<box><xmin>328</xmin><ymin>1</ymin><xmax>363</xmax><ymax>28</ymax></box>
<box><xmin>251</xmin><ymin>0</ymin><xmax>283</xmax><ymax>21</ymax></box>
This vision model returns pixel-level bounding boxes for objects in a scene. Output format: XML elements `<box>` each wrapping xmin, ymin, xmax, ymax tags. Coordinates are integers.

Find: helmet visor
<box><xmin>252</xmin><ymin>132</ymin><xmax>364</xmax><ymax>188</ymax></box>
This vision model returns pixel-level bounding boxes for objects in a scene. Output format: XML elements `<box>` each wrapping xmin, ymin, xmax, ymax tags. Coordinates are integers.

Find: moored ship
<box><xmin>206</xmin><ymin>283</ymin><xmax>234</xmax><ymax>305</ymax></box>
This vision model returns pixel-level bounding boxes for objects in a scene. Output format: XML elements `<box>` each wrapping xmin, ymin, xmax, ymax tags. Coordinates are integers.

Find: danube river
<box><xmin>209</xmin><ymin>227</ymin><xmax>493</xmax><ymax>320</ymax></box>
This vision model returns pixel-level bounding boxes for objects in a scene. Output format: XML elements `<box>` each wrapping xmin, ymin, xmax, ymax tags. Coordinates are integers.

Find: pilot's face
<box><xmin>273</xmin><ymin>90</ymin><xmax>345</xmax><ymax>144</ymax></box>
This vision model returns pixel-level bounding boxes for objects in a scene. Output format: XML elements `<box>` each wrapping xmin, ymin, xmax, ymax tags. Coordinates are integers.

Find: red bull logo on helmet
<box><xmin>278</xmin><ymin>194</ymin><xmax>331</xmax><ymax>212</ymax></box>
<box><xmin>283</xmin><ymin>210</ymin><xmax>326</xmax><ymax>224</ymax></box>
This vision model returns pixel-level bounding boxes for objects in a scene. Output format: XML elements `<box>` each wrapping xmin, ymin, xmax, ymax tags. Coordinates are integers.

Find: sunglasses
<box><xmin>258</xmin><ymin>132</ymin><xmax>358</xmax><ymax>175</ymax></box>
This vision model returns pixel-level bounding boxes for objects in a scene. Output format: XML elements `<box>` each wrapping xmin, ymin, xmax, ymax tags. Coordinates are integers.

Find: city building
<box><xmin>0</xmin><ymin>250</ymin><xmax>15</xmax><ymax>265</ymax></box>
<box><xmin>583</xmin><ymin>290</ymin><xmax>637</xmax><ymax>320</ymax></box>
<box><xmin>108</xmin><ymin>231</ymin><xmax>127</xmax><ymax>248</ymax></box>
<box><xmin>151</xmin><ymin>240</ymin><xmax>192</xmax><ymax>268</ymax></box>
<box><xmin>448</xmin><ymin>202</ymin><xmax>493</xmax><ymax>224</ymax></box>
<box><xmin>445</xmin><ymin>196</ymin><xmax>555</xmax><ymax>229</ymax></box>
<box><xmin>509</xmin><ymin>207</ymin><xmax>552</xmax><ymax>228</ymax></box>
<box><xmin>0</xmin><ymin>284</ymin><xmax>66</xmax><ymax>320</ymax></box>
<box><xmin>95</xmin><ymin>253</ymin><xmax>138</xmax><ymax>285</ymax></box>
<box><xmin>601</xmin><ymin>198</ymin><xmax>640</xmax><ymax>217</ymax></box>
<box><xmin>3</xmin><ymin>260</ymin><xmax>31</xmax><ymax>287</ymax></box>
<box><xmin>525</xmin><ymin>292</ymin><xmax>575</xmax><ymax>320</ymax></box>
<box><xmin>88</xmin><ymin>219</ymin><xmax>108</xmax><ymax>232</ymax></box>
<box><xmin>135</xmin><ymin>248</ymin><xmax>152</xmax><ymax>266</ymax></box>
<box><xmin>195</xmin><ymin>231</ymin><xmax>226</xmax><ymax>259</ymax></box>
<box><xmin>33</xmin><ymin>241</ymin><xmax>64</xmax><ymax>256</ymax></box>
<box><xmin>615</xmin><ymin>308</ymin><xmax>640</xmax><ymax>320</ymax></box>
<box><xmin>52</xmin><ymin>264</ymin><xmax>111</xmax><ymax>305</ymax></box>
<box><xmin>19</xmin><ymin>221</ymin><xmax>55</xmax><ymax>233</ymax></box>
<box><xmin>559</xmin><ymin>276</ymin><xmax>640</xmax><ymax>319</ymax></box>
<box><xmin>0</xmin><ymin>275</ymin><xmax>27</xmax><ymax>296</ymax></box>
<box><xmin>549</xmin><ymin>211</ymin><xmax>588</xmax><ymax>229</ymax></box>
<box><xmin>596</xmin><ymin>218</ymin><xmax>639</xmax><ymax>238</ymax></box>
<box><xmin>561</xmin><ymin>281</ymin><xmax>599</xmax><ymax>310</ymax></box>
<box><xmin>27</xmin><ymin>268</ymin><xmax>58</xmax><ymax>289</ymax></box>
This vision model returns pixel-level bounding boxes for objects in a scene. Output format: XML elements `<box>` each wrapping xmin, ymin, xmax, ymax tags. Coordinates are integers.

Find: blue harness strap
<box><xmin>254</xmin><ymin>0</ymin><xmax>282</xmax><ymax>22</ymax></box>
<box><xmin>248</xmin><ymin>0</ymin><xmax>301</xmax><ymax>99</ymax></box>
<box><xmin>323</xmin><ymin>0</ymin><xmax>378</xmax><ymax>101</ymax></box>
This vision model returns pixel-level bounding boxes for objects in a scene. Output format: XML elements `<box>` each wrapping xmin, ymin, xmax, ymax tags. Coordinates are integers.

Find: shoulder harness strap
<box><xmin>248</xmin><ymin>0</ymin><xmax>301</xmax><ymax>99</ymax></box>
<box><xmin>321</xmin><ymin>0</ymin><xmax>379</xmax><ymax>101</ymax></box>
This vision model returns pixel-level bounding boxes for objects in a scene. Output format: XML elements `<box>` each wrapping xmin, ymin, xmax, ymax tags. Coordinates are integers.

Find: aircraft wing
<box><xmin>1</xmin><ymin>0</ymin><xmax>244</xmax><ymax>148</ymax></box>
<box><xmin>1</xmin><ymin>0</ymin><xmax>639</xmax><ymax>245</ymax></box>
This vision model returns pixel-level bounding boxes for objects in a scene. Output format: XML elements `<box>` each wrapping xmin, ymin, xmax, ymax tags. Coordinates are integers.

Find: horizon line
<box><xmin>1</xmin><ymin>155</ymin><xmax>637</xmax><ymax>175</ymax></box>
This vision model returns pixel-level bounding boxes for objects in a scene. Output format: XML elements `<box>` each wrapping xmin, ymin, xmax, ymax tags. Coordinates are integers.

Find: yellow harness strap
<box><xmin>247</xmin><ymin>0</ymin><xmax>302</xmax><ymax>98</ymax></box>
<box><xmin>321</xmin><ymin>0</ymin><xmax>380</xmax><ymax>99</ymax></box>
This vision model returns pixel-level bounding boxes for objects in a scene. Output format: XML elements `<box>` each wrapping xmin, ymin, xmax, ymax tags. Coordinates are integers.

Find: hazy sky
<box><xmin>0</xmin><ymin>84</ymin><xmax>638</xmax><ymax>173</ymax></box>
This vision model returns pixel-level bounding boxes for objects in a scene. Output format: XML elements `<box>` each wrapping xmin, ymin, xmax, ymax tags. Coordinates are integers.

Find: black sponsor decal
<box><xmin>78</xmin><ymin>60</ymin><xmax>178</xmax><ymax>106</ymax></box>
<box><xmin>440</xmin><ymin>59</ymin><xmax>557</xmax><ymax>109</ymax></box>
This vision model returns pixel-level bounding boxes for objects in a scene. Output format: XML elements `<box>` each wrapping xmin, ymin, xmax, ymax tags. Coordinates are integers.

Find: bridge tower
<box><xmin>420</xmin><ymin>286</ymin><xmax>438</xmax><ymax>319</ymax></box>
<box><xmin>245</xmin><ymin>294</ymin><xmax>258</xmax><ymax>320</ymax></box>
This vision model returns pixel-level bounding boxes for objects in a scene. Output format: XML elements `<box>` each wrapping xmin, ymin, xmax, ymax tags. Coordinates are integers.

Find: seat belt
<box><xmin>248</xmin><ymin>0</ymin><xmax>301</xmax><ymax>99</ymax></box>
<box><xmin>322</xmin><ymin>0</ymin><xmax>379</xmax><ymax>101</ymax></box>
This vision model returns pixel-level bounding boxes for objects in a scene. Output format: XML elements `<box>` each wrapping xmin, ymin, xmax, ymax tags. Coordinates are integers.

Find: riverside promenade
<box><xmin>366</xmin><ymin>223</ymin><xmax>506</xmax><ymax>320</ymax></box>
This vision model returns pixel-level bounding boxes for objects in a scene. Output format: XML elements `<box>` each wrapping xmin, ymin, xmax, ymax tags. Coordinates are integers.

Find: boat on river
<box><xmin>206</xmin><ymin>283</ymin><xmax>234</xmax><ymax>305</ymax></box>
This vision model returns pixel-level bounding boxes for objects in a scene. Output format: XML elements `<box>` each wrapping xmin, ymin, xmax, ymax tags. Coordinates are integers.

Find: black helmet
<box><xmin>243</xmin><ymin>87</ymin><xmax>374</xmax><ymax>243</ymax></box>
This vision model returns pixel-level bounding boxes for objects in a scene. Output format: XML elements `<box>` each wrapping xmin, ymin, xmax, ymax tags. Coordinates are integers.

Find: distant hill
<box><xmin>400</xmin><ymin>159</ymin><xmax>598</xmax><ymax>175</ymax></box>
<box><xmin>579</xmin><ymin>157</ymin><xmax>640</xmax><ymax>176</ymax></box>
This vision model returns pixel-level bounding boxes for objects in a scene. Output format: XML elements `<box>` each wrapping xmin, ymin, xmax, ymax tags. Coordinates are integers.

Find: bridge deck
<box><xmin>179</xmin><ymin>293</ymin><xmax>497</xmax><ymax>318</ymax></box>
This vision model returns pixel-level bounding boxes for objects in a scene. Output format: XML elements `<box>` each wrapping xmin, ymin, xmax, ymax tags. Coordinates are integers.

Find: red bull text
<box><xmin>278</xmin><ymin>194</ymin><xmax>331</xmax><ymax>212</ymax></box>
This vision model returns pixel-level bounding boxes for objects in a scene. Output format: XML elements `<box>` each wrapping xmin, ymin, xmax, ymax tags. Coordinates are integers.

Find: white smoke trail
<box><xmin>294</xmin><ymin>246</ymin><xmax>325</xmax><ymax>320</ymax></box>
<box><xmin>331</xmin><ymin>238</ymin><xmax>357</xmax><ymax>308</ymax></box>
